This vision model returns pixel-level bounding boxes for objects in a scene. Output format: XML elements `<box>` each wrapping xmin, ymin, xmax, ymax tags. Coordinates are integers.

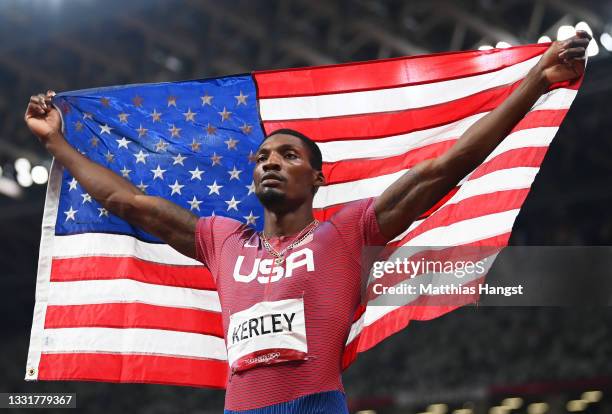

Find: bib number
<box><xmin>227</xmin><ymin>298</ymin><xmax>307</xmax><ymax>372</ymax></box>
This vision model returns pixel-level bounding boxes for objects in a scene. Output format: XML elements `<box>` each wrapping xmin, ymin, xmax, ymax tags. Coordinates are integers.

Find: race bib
<box><xmin>227</xmin><ymin>298</ymin><xmax>307</xmax><ymax>372</ymax></box>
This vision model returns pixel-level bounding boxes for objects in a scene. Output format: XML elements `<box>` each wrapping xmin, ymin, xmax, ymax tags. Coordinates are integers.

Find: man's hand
<box><xmin>537</xmin><ymin>31</ymin><xmax>591</xmax><ymax>85</ymax></box>
<box><xmin>24</xmin><ymin>90</ymin><xmax>61</xmax><ymax>144</ymax></box>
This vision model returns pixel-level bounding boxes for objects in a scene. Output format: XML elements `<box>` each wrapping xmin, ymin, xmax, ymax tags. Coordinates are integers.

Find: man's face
<box><xmin>253</xmin><ymin>134</ymin><xmax>323</xmax><ymax>210</ymax></box>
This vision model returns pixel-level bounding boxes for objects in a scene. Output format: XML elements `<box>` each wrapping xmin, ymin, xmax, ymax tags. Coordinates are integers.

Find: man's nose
<box><xmin>262</xmin><ymin>153</ymin><xmax>281</xmax><ymax>171</ymax></box>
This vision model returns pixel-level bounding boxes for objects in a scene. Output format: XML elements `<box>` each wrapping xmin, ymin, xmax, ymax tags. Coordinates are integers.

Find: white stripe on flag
<box><xmin>405</xmin><ymin>209</ymin><xmax>521</xmax><ymax>246</ymax></box>
<box><xmin>42</xmin><ymin>327</ymin><xmax>227</xmax><ymax>360</ymax></box>
<box><xmin>48</xmin><ymin>279</ymin><xmax>221</xmax><ymax>312</ymax></box>
<box><xmin>259</xmin><ymin>56</ymin><xmax>540</xmax><ymax>120</ymax></box>
<box><xmin>52</xmin><ymin>233</ymin><xmax>200</xmax><ymax>266</ymax></box>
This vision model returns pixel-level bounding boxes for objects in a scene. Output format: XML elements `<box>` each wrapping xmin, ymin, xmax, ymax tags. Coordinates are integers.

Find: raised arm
<box><xmin>24</xmin><ymin>91</ymin><xmax>198</xmax><ymax>259</ymax></box>
<box><xmin>374</xmin><ymin>32</ymin><xmax>591</xmax><ymax>240</ymax></box>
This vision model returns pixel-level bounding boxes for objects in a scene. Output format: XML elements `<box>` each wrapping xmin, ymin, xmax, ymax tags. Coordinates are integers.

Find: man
<box><xmin>25</xmin><ymin>33</ymin><xmax>590</xmax><ymax>413</ymax></box>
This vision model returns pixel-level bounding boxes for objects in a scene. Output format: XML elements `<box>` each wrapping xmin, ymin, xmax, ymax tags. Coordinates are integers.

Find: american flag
<box><xmin>26</xmin><ymin>44</ymin><xmax>582</xmax><ymax>387</ymax></box>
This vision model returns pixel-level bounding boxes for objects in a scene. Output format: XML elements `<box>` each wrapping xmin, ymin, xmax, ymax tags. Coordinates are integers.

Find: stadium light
<box><xmin>495</xmin><ymin>41</ymin><xmax>511</xmax><ymax>48</ymax></box>
<box><xmin>581</xmin><ymin>390</ymin><xmax>602</xmax><ymax>403</ymax></box>
<box><xmin>601</xmin><ymin>33</ymin><xmax>612</xmax><ymax>51</ymax></box>
<box><xmin>557</xmin><ymin>25</ymin><xmax>576</xmax><ymax>41</ymax></box>
<box><xmin>14</xmin><ymin>157</ymin><xmax>31</xmax><ymax>173</ymax></box>
<box><xmin>453</xmin><ymin>409</ymin><xmax>473</xmax><ymax>414</ymax></box>
<box><xmin>355</xmin><ymin>411</ymin><xmax>377</xmax><ymax>414</ymax></box>
<box><xmin>502</xmin><ymin>397</ymin><xmax>523</xmax><ymax>409</ymax></box>
<box><xmin>527</xmin><ymin>402</ymin><xmax>549</xmax><ymax>414</ymax></box>
<box><xmin>16</xmin><ymin>170</ymin><xmax>33</xmax><ymax>187</ymax></box>
<box><xmin>575</xmin><ymin>21</ymin><xmax>599</xmax><ymax>56</ymax></box>
<box><xmin>537</xmin><ymin>35</ymin><xmax>552</xmax><ymax>43</ymax></box>
<box><xmin>478</xmin><ymin>45</ymin><xmax>494</xmax><ymax>50</ymax></box>
<box><xmin>428</xmin><ymin>403</ymin><xmax>448</xmax><ymax>414</ymax></box>
<box><xmin>566</xmin><ymin>400</ymin><xmax>588</xmax><ymax>412</ymax></box>
<box><xmin>31</xmin><ymin>165</ymin><xmax>49</xmax><ymax>185</ymax></box>
<box><xmin>0</xmin><ymin>175</ymin><xmax>22</xmax><ymax>198</ymax></box>
<box><xmin>489</xmin><ymin>406</ymin><xmax>509</xmax><ymax>414</ymax></box>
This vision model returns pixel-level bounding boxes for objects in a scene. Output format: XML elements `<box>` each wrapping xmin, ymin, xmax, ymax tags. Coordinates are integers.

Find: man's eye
<box><xmin>285</xmin><ymin>153</ymin><xmax>297</xmax><ymax>159</ymax></box>
<box><xmin>256</xmin><ymin>155</ymin><xmax>266</xmax><ymax>163</ymax></box>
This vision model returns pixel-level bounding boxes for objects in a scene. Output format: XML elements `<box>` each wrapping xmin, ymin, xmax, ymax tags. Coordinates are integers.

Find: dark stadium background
<box><xmin>1</xmin><ymin>1</ymin><xmax>610</xmax><ymax>413</ymax></box>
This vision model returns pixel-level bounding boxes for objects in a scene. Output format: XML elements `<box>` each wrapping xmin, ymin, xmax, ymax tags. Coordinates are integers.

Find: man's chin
<box><xmin>256</xmin><ymin>188</ymin><xmax>286</xmax><ymax>207</ymax></box>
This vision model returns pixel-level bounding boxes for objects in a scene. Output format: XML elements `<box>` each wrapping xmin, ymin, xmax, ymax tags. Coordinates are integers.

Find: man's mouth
<box><xmin>260</xmin><ymin>173</ymin><xmax>284</xmax><ymax>185</ymax></box>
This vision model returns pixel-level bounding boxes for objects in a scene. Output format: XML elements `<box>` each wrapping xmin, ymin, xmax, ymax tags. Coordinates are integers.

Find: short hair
<box><xmin>262</xmin><ymin>129</ymin><xmax>323</xmax><ymax>171</ymax></box>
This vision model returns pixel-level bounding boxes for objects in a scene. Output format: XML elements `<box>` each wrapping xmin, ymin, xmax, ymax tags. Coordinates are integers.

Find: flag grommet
<box><xmin>27</xmin><ymin>367</ymin><xmax>36</xmax><ymax>376</ymax></box>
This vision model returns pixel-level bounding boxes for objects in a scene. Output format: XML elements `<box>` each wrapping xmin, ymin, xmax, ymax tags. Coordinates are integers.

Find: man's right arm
<box><xmin>25</xmin><ymin>91</ymin><xmax>198</xmax><ymax>259</ymax></box>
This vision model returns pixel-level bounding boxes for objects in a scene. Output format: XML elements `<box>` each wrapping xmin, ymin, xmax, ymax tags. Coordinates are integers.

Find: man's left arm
<box><xmin>374</xmin><ymin>32</ymin><xmax>591</xmax><ymax>240</ymax></box>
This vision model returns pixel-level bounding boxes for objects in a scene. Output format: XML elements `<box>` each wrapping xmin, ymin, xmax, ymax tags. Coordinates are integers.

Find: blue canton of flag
<box><xmin>53</xmin><ymin>75</ymin><xmax>265</xmax><ymax>241</ymax></box>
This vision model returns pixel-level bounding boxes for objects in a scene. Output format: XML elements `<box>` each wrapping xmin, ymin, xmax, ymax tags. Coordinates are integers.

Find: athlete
<box><xmin>25</xmin><ymin>33</ymin><xmax>589</xmax><ymax>413</ymax></box>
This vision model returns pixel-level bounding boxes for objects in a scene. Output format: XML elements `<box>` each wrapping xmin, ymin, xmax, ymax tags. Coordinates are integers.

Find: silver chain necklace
<box><xmin>260</xmin><ymin>220</ymin><xmax>319</xmax><ymax>265</ymax></box>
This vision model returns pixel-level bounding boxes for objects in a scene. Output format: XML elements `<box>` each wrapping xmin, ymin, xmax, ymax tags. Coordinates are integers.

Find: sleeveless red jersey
<box><xmin>195</xmin><ymin>198</ymin><xmax>389</xmax><ymax>411</ymax></box>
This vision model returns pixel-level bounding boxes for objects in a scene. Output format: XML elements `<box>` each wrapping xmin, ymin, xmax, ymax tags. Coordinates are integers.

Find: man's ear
<box><xmin>313</xmin><ymin>170</ymin><xmax>325</xmax><ymax>194</ymax></box>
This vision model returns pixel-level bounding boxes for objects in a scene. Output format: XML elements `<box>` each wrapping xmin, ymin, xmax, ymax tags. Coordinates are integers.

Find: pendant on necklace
<box><xmin>274</xmin><ymin>257</ymin><xmax>284</xmax><ymax>266</ymax></box>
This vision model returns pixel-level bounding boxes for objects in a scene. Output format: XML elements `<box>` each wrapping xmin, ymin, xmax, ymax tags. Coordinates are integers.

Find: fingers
<box><xmin>26</xmin><ymin>92</ymin><xmax>54</xmax><ymax>119</ymax></box>
<box><xmin>575</xmin><ymin>30</ymin><xmax>592</xmax><ymax>41</ymax></box>
<box><xmin>560</xmin><ymin>47</ymin><xmax>587</xmax><ymax>61</ymax></box>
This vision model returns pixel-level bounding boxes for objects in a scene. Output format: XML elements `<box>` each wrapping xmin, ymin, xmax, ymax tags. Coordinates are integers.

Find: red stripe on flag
<box><xmin>44</xmin><ymin>303</ymin><xmax>224</xmax><ymax>337</ymax></box>
<box><xmin>263</xmin><ymin>82</ymin><xmax>522</xmax><ymax>141</ymax></box>
<box><xmin>51</xmin><ymin>256</ymin><xmax>215</xmax><ymax>290</ymax></box>
<box><xmin>394</xmin><ymin>189</ymin><xmax>530</xmax><ymax>246</ymax></box>
<box><xmin>254</xmin><ymin>46</ymin><xmax>547</xmax><ymax>98</ymax></box>
<box><xmin>321</xmin><ymin>109</ymin><xmax>564</xmax><ymax>185</ymax></box>
<box><xmin>262</xmin><ymin>83</ymin><xmax>577</xmax><ymax>142</ymax></box>
<box><xmin>471</xmin><ymin>147</ymin><xmax>548</xmax><ymax>180</ymax></box>
<box><xmin>38</xmin><ymin>353</ymin><xmax>228</xmax><ymax>388</ymax></box>
<box><xmin>313</xmin><ymin>188</ymin><xmax>459</xmax><ymax>222</ymax></box>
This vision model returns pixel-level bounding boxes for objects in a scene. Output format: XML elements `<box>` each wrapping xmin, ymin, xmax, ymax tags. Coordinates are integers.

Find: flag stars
<box><xmin>243</xmin><ymin>211</ymin><xmax>259</xmax><ymax>226</ymax></box>
<box><xmin>134</xmin><ymin>150</ymin><xmax>149</xmax><ymax>164</ymax></box>
<box><xmin>247</xmin><ymin>150</ymin><xmax>257</xmax><ymax>164</ymax></box>
<box><xmin>132</xmin><ymin>95</ymin><xmax>143</xmax><ymax>107</ymax></box>
<box><xmin>183</xmin><ymin>108</ymin><xmax>196</xmax><ymax>122</ymax></box>
<box><xmin>218</xmin><ymin>107</ymin><xmax>232</xmax><ymax>122</ymax></box>
<box><xmin>188</xmin><ymin>196</ymin><xmax>203</xmax><ymax>211</ymax></box>
<box><xmin>137</xmin><ymin>181</ymin><xmax>149</xmax><ymax>193</ymax></box>
<box><xmin>118</xmin><ymin>113</ymin><xmax>130</xmax><ymax>123</ymax></box>
<box><xmin>120</xmin><ymin>166</ymin><xmax>132</xmax><ymax>178</ymax></box>
<box><xmin>168</xmin><ymin>180</ymin><xmax>185</xmax><ymax>195</ymax></box>
<box><xmin>207</xmin><ymin>180</ymin><xmax>223</xmax><ymax>195</ymax></box>
<box><xmin>100</xmin><ymin>124</ymin><xmax>113</xmax><ymax>135</ymax></box>
<box><xmin>201</xmin><ymin>92</ymin><xmax>213</xmax><ymax>105</ymax></box>
<box><xmin>225</xmin><ymin>196</ymin><xmax>241</xmax><ymax>211</ymax></box>
<box><xmin>68</xmin><ymin>178</ymin><xmax>78</xmax><ymax>191</ymax></box>
<box><xmin>211</xmin><ymin>152</ymin><xmax>222</xmax><ymax>166</ymax></box>
<box><xmin>168</xmin><ymin>124</ymin><xmax>181</xmax><ymax>138</ymax></box>
<box><xmin>83</xmin><ymin>112</ymin><xmax>93</xmax><ymax>120</ymax></box>
<box><xmin>150</xmin><ymin>109</ymin><xmax>162</xmax><ymax>122</ymax></box>
<box><xmin>228</xmin><ymin>166</ymin><xmax>242</xmax><ymax>181</ymax></box>
<box><xmin>137</xmin><ymin>124</ymin><xmax>148</xmax><ymax>137</ymax></box>
<box><xmin>239</xmin><ymin>123</ymin><xmax>253</xmax><ymax>135</ymax></box>
<box><xmin>224</xmin><ymin>137</ymin><xmax>239</xmax><ymax>150</ymax></box>
<box><xmin>167</xmin><ymin>96</ymin><xmax>177</xmax><ymax>107</ymax></box>
<box><xmin>90</xmin><ymin>137</ymin><xmax>100</xmax><ymax>147</ymax></box>
<box><xmin>105</xmin><ymin>151</ymin><xmax>115</xmax><ymax>163</ymax></box>
<box><xmin>75</xmin><ymin>121</ymin><xmax>84</xmax><ymax>131</ymax></box>
<box><xmin>172</xmin><ymin>153</ymin><xmax>187</xmax><ymax>166</ymax></box>
<box><xmin>116</xmin><ymin>137</ymin><xmax>130</xmax><ymax>149</ymax></box>
<box><xmin>64</xmin><ymin>206</ymin><xmax>77</xmax><ymax>221</ymax></box>
<box><xmin>235</xmin><ymin>91</ymin><xmax>248</xmax><ymax>106</ymax></box>
<box><xmin>190</xmin><ymin>139</ymin><xmax>202</xmax><ymax>152</ymax></box>
<box><xmin>100</xmin><ymin>97</ymin><xmax>110</xmax><ymax>107</ymax></box>
<box><xmin>98</xmin><ymin>207</ymin><xmax>109</xmax><ymax>217</ymax></box>
<box><xmin>151</xmin><ymin>165</ymin><xmax>167</xmax><ymax>180</ymax></box>
<box><xmin>206</xmin><ymin>123</ymin><xmax>217</xmax><ymax>135</ymax></box>
<box><xmin>155</xmin><ymin>139</ymin><xmax>169</xmax><ymax>153</ymax></box>
<box><xmin>246</xmin><ymin>181</ymin><xmax>255</xmax><ymax>195</ymax></box>
<box><xmin>81</xmin><ymin>193</ymin><xmax>92</xmax><ymax>204</ymax></box>
<box><xmin>189</xmin><ymin>166</ymin><xmax>204</xmax><ymax>180</ymax></box>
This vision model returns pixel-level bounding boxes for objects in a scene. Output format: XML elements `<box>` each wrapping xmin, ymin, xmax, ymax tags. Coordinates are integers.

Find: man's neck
<box><xmin>262</xmin><ymin>202</ymin><xmax>315</xmax><ymax>237</ymax></box>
